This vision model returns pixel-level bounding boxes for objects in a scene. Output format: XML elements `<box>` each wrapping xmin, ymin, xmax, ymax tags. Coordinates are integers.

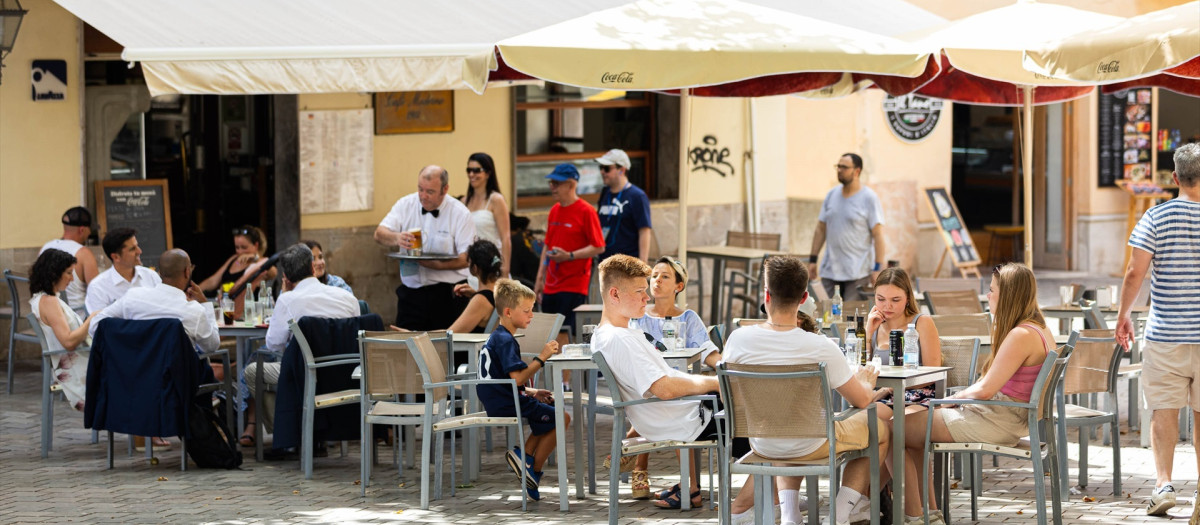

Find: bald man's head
<box><xmin>158</xmin><ymin>249</ymin><xmax>191</xmax><ymax>280</ymax></box>
<box><xmin>417</xmin><ymin>165</ymin><xmax>449</xmax><ymax>211</ymax></box>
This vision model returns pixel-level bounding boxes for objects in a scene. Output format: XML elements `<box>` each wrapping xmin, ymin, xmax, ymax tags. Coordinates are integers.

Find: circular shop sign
<box><xmin>883</xmin><ymin>94</ymin><xmax>943</xmax><ymax>143</ymax></box>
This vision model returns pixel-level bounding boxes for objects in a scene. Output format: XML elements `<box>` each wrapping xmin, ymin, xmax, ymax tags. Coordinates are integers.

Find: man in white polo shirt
<box><xmin>40</xmin><ymin>206</ymin><xmax>99</xmax><ymax>316</ymax></box>
<box><xmin>373</xmin><ymin>165</ymin><xmax>475</xmax><ymax>331</ymax></box>
<box><xmin>85</xmin><ymin>228</ymin><xmax>161</xmax><ymax>315</ymax></box>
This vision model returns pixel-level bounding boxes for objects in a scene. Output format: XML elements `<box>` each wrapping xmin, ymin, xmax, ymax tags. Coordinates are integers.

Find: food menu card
<box><xmin>1098</xmin><ymin>88</ymin><xmax>1153</xmax><ymax>186</ymax></box>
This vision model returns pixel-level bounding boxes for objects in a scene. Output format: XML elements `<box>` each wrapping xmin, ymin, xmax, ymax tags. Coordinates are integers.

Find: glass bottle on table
<box><xmin>831</xmin><ymin>285</ymin><xmax>843</xmax><ymax>324</ymax></box>
<box><xmin>855</xmin><ymin>314</ymin><xmax>867</xmax><ymax>366</ymax></box>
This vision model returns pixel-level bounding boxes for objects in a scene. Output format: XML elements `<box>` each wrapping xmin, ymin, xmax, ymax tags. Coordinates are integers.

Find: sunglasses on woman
<box><xmin>466</xmin><ymin>167</ymin><xmax>484</xmax><ymax>174</ymax></box>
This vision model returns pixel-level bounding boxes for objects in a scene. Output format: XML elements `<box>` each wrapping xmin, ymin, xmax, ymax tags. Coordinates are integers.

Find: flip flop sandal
<box><xmin>653</xmin><ymin>488</ymin><xmax>701</xmax><ymax>509</ymax></box>
<box><xmin>239</xmin><ymin>421</ymin><xmax>257</xmax><ymax>447</ymax></box>
<box><xmin>656</xmin><ymin>483</ymin><xmax>681</xmax><ymax>501</ymax></box>
<box><xmin>602</xmin><ymin>454</ymin><xmax>636</xmax><ymax>473</ymax></box>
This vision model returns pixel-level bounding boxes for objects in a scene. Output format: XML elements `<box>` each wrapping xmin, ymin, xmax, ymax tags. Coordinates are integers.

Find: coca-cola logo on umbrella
<box><xmin>883</xmin><ymin>94</ymin><xmax>943</xmax><ymax>143</ymax></box>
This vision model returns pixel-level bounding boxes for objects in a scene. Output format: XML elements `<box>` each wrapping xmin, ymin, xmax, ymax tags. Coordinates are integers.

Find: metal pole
<box><xmin>677</xmin><ymin>89</ymin><xmax>691</xmax><ymax>308</ymax></box>
<box><xmin>1022</xmin><ymin>85</ymin><xmax>1035</xmax><ymax>266</ymax></box>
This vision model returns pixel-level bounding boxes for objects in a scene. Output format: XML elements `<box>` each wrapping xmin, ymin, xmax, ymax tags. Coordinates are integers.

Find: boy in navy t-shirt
<box><xmin>478</xmin><ymin>279</ymin><xmax>566</xmax><ymax>500</ymax></box>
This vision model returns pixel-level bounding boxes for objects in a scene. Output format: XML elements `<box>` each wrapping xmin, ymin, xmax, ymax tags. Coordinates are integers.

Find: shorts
<box><xmin>488</xmin><ymin>395</ymin><xmax>558</xmax><ymax>436</ymax></box>
<box><xmin>782</xmin><ymin>409</ymin><xmax>884</xmax><ymax>461</ymax></box>
<box><xmin>541</xmin><ymin>292</ymin><xmax>587</xmax><ymax>333</ymax></box>
<box><xmin>1141</xmin><ymin>341</ymin><xmax>1200</xmax><ymax>412</ymax></box>
<box><xmin>940</xmin><ymin>392</ymin><xmax>1028</xmax><ymax>446</ymax></box>
<box><xmin>695</xmin><ymin>398</ymin><xmax>751</xmax><ymax>459</ymax></box>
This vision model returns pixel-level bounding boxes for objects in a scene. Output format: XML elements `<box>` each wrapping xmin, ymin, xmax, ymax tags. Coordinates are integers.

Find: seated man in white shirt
<box><xmin>244</xmin><ymin>243</ymin><xmax>359</xmax><ymax>448</ymax></box>
<box><xmin>88</xmin><ymin>248</ymin><xmax>219</xmax><ymax>354</ymax></box>
<box><xmin>591</xmin><ymin>254</ymin><xmax>723</xmax><ymax>510</ymax></box>
<box><xmin>85</xmin><ymin>227</ymin><xmax>162</xmax><ymax>315</ymax></box>
<box><xmin>722</xmin><ymin>255</ymin><xmax>891</xmax><ymax>525</ymax></box>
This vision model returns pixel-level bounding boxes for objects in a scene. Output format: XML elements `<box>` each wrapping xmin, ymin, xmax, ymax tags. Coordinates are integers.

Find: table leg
<box><xmin>888</xmin><ymin>380</ymin><xmax>906</xmax><ymax>525</ymax></box>
<box><xmin>551</xmin><ymin>362</ymin><xmax>570</xmax><ymax>511</ymax></box>
<box><xmin>236</xmin><ymin>336</ymin><xmax>249</xmax><ymax>434</ymax></box>
<box><xmin>587</xmin><ymin>369</ymin><xmax>598</xmax><ymax>494</ymax></box>
<box><xmin>572</xmin><ymin>370</ymin><xmax>585</xmax><ymax>499</ymax></box>
<box><xmin>467</xmin><ymin>343</ymin><xmax>479</xmax><ymax>481</ymax></box>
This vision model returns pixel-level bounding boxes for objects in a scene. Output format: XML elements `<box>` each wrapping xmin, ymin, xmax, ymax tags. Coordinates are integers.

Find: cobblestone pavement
<box><xmin>1</xmin><ymin>363</ymin><xmax>1197</xmax><ymax>524</ymax></box>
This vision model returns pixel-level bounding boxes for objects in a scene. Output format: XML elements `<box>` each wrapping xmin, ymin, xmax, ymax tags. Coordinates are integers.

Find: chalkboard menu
<box><xmin>1098</xmin><ymin>88</ymin><xmax>1153</xmax><ymax>187</ymax></box>
<box><xmin>923</xmin><ymin>187</ymin><xmax>981</xmax><ymax>268</ymax></box>
<box><xmin>95</xmin><ymin>179</ymin><xmax>173</xmax><ymax>269</ymax></box>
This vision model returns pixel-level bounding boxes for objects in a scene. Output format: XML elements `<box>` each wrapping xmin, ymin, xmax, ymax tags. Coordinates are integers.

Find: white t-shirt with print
<box><xmin>722</xmin><ymin>323</ymin><xmax>853</xmax><ymax>458</ymax></box>
<box><xmin>592</xmin><ymin>323</ymin><xmax>706</xmax><ymax>442</ymax></box>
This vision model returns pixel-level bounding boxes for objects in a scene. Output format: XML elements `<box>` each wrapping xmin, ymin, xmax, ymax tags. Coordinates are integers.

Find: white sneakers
<box><xmin>1149</xmin><ymin>484</ymin><xmax>1178</xmax><ymax>516</ymax></box>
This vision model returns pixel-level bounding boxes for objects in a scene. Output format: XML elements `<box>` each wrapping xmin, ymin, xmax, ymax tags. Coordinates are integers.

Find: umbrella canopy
<box><xmin>496</xmin><ymin>0</ymin><xmax>936</xmax><ymax>92</ymax></box>
<box><xmin>908</xmin><ymin>0</ymin><xmax>1124</xmax><ymax>105</ymax></box>
<box><xmin>51</xmin><ymin>0</ymin><xmax>629</xmax><ymax>96</ymax></box>
<box><xmin>1098</xmin><ymin>55</ymin><xmax>1200</xmax><ymax>96</ymax></box>
<box><xmin>1022</xmin><ymin>1</ymin><xmax>1200</xmax><ymax>85</ymax></box>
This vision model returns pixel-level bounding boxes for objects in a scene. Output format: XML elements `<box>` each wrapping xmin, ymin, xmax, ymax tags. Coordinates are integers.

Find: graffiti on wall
<box><xmin>688</xmin><ymin>135</ymin><xmax>735</xmax><ymax>178</ymax></box>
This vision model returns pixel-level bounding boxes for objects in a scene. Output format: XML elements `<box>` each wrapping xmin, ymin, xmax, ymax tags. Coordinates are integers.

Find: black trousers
<box><xmin>395</xmin><ymin>282</ymin><xmax>469</xmax><ymax>332</ymax></box>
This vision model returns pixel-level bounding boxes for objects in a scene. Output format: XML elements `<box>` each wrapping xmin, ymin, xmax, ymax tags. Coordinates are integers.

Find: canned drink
<box><xmin>889</xmin><ymin>330</ymin><xmax>904</xmax><ymax>366</ymax></box>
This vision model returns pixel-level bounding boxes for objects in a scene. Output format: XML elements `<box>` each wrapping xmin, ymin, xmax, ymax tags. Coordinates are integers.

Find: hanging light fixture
<box><xmin>0</xmin><ymin>0</ymin><xmax>27</xmax><ymax>85</ymax></box>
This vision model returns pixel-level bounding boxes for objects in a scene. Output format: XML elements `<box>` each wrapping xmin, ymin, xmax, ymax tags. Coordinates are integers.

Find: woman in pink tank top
<box><xmin>892</xmin><ymin>263</ymin><xmax>1054</xmax><ymax>522</ymax></box>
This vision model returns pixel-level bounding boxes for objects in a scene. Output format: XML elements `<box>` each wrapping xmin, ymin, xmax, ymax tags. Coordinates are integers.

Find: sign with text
<box><xmin>95</xmin><ymin>179</ymin><xmax>173</xmax><ymax>269</ymax></box>
<box><xmin>31</xmin><ymin>60</ymin><xmax>67</xmax><ymax>102</ymax></box>
<box><xmin>923</xmin><ymin>187</ymin><xmax>980</xmax><ymax>268</ymax></box>
<box><xmin>884</xmin><ymin>94</ymin><xmax>942</xmax><ymax>143</ymax></box>
<box><xmin>374</xmin><ymin>91</ymin><xmax>455</xmax><ymax>134</ymax></box>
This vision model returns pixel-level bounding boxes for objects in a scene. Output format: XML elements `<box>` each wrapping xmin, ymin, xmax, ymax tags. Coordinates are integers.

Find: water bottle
<box><xmin>904</xmin><ymin>323</ymin><xmax>920</xmax><ymax>369</ymax></box>
<box><xmin>661</xmin><ymin>316</ymin><xmax>678</xmax><ymax>352</ymax></box>
<box><xmin>831</xmin><ymin>285</ymin><xmax>843</xmax><ymax>324</ymax></box>
<box><xmin>844</xmin><ymin>329</ymin><xmax>860</xmax><ymax>368</ymax></box>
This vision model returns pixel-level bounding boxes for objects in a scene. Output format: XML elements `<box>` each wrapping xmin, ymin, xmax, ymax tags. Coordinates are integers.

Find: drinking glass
<box><xmin>582</xmin><ymin>324</ymin><xmax>596</xmax><ymax>346</ymax></box>
<box><xmin>870</xmin><ymin>356</ymin><xmax>883</xmax><ymax>370</ymax></box>
<box><xmin>1059</xmin><ymin>285</ymin><xmax>1073</xmax><ymax>306</ymax></box>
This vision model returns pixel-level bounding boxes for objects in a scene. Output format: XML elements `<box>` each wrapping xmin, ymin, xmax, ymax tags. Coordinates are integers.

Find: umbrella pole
<box><xmin>1022</xmin><ymin>84</ymin><xmax>1035</xmax><ymax>267</ymax></box>
<box><xmin>678</xmin><ymin>88</ymin><xmax>691</xmax><ymax>309</ymax></box>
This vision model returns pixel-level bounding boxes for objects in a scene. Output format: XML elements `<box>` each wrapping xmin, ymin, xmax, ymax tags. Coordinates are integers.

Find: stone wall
<box><xmin>1075</xmin><ymin>214</ymin><xmax>1128</xmax><ymax>276</ymax></box>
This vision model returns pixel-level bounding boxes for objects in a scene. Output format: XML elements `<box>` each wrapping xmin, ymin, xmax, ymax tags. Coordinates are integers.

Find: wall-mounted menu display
<box><xmin>1098</xmin><ymin>88</ymin><xmax>1153</xmax><ymax>187</ymax></box>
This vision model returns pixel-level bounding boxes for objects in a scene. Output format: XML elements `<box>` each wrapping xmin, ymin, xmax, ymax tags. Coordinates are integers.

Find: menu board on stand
<box><xmin>923</xmin><ymin>187</ymin><xmax>982</xmax><ymax>279</ymax></box>
<box><xmin>95</xmin><ymin>179</ymin><xmax>173</xmax><ymax>269</ymax></box>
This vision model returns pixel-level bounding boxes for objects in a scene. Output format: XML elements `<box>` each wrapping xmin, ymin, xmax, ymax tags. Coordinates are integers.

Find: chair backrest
<box><xmin>591</xmin><ymin>350</ymin><xmax>628</xmax><ymax>404</ymax></box>
<box><xmin>359</xmin><ymin>330</ymin><xmax>428</xmax><ymax>397</ymax></box>
<box><xmin>5</xmin><ymin>269</ymin><xmax>32</xmax><ymax>319</ymax></box>
<box><xmin>358</xmin><ymin>300</ymin><xmax>371</xmax><ymax>315</ymax></box>
<box><xmin>726</xmin><ymin>231</ymin><xmax>781</xmax><ymax>250</ymax></box>
<box><xmin>1062</xmin><ymin>329</ymin><xmax>1121</xmax><ymax>396</ymax></box>
<box><xmin>1034</xmin><ymin>348</ymin><xmax>1072</xmax><ymax>423</ymax></box>
<box><xmin>517</xmin><ymin>312</ymin><xmax>564</xmax><ymax>356</ymax></box>
<box><xmin>924</xmin><ymin>289</ymin><xmax>984</xmax><ymax>315</ymax></box>
<box><xmin>484</xmin><ymin>309</ymin><xmax>499</xmax><ymax>333</ymax></box>
<box><xmin>403</xmin><ymin>333</ymin><xmax>449</xmax><ymax>401</ymax></box>
<box><xmin>718</xmin><ymin>362</ymin><xmax>832</xmax><ymax>441</ymax></box>
<box><xmin>931</xmin><ymin>313</ymin><xmax>991</xmax><ymax>337</ymax></box>
<box><xmin>1082</xmin><ymin>303</ymin><xmax>1108</xmax><ymax>330</ymax></box>
<box><xmin>938</xmin><ymin>336</ymin><xmax>981</xmax><ymax>389</ymax></box>
<box><xmin>915</xmin><ymin>276</ymin><xmax>982</xmax><ymax>294</ymax></box>
<box><xmin>730</xmin><ymin>318</ymin><xmax>766</xmax><ymax>331</ymax></box>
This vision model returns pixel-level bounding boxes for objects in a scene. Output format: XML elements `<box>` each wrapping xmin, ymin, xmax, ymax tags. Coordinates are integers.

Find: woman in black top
<box><xmin>197</xmin><ymin>225</ymin><xmax>277</xmax><ymax>294</ymax></box>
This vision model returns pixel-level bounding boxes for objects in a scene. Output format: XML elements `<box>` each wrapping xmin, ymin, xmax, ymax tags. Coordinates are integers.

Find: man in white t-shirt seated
<box><xmin>88</xmin><ymin>249</ymin><xmax>219</xmax><ymax>354</ymax></box>
<box><xmin>40</xmin><ymin>206</ymin><xmax>100</xmax><ymax>316</ymax></box>
<box><xmin>723</xmin><ymin>255</ymin><xmax>891</xmax><ymax>525</ymax></box>
<box><xmin>85</xmin><ymin>227</ymin><xmax>162</xmax><ymax>315</ymax></box>
<box><xmin>592</xmin><ymin>254</ymin><xmax>722</xmax><ymax>510</ymax></box>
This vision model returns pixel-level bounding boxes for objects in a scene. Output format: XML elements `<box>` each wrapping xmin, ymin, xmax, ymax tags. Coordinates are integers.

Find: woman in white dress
<box><xmin>461</xmin><ymin>152</ymin><xmax>511</xmax><ymax>277</ymax></box>
<box><xmin>29</xmin><ymin>248</ymin><xmax>97</xmax><ymax>411</ymax></box>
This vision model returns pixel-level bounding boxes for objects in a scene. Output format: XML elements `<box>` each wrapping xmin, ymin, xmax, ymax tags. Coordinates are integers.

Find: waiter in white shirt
<box><xmin>244</xmin><ymin>243</ymin><xmax>359</xmax><ymax>438</ymax></box>
<box><xmin>85</xmin><ymin>228</ymin><xmax>162</xmax><ymax>315</ymax></box>
<box><xmin>373</xmin><ymin>165</ymin><xmax>475</xmax><ymax>330</ymax></box>
<box><xmin>40</xmin><ymin>206</ymin><xmax>100</xmax><ymax>316</ymax></box>
<box><xmin>88</xmin><ymin>249</ymin><xmax>219</xmax><ymax>354</ymax></box>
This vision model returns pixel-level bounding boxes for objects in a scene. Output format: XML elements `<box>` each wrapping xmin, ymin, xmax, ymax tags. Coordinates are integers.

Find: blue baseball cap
<box><xmin>545</xmin><ymin>163</ymin><xmax>580</xmax><ymax>182</ymax></box>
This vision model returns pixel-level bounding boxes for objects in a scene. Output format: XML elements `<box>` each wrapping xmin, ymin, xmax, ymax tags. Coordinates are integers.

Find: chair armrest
<box><xmin>310</xmin><ymin>356</ymin><xmax>361</xmax><ymax>369</ymax></box>
<box><xmin>313</xmin><ymin>352</ymin><xmax>360</xmax><ymax>364</ymax></box>
<box><xmin>614</xmin><ymin>393</ymin><xmax>715</xmax><ymax>409</ymax></box>
<box><xmin>927</xmin><ymin>398</ymin><xmax>1033</xmax><ymax>410</ymax></box>
<box><xmin>198</xmin><ymin>348</ymin><xmax>229</xmax><ymax>359</ymax></box>
<box><xmin>426</xmin><ymin>377</ymin><xmax>516</xmax><ymax>390</ymax></box>
<box><xmin>446</xmin><ymin>372</ymin><xmax>476</xmax><ymax>381</ymax></box>
<box><xmin>833</xmin><ymin>404</ymin><xmax>873</xmax><ymax>422</ymax></box>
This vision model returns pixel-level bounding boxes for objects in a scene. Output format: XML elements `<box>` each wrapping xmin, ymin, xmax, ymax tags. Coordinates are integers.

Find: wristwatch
<box><xmin>569</xmin><ymin>251</ymin><xmax>575</xmax><ymax>260</ymax></box>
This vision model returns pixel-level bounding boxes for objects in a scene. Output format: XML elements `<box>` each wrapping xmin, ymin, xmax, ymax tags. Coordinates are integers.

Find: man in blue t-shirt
<box><xmin>596</xmin><ymin>149</ymin><xmax>652</xmax><ymax>261</ymax></box>
<box><xmin>478</xmin><ymin>279</ymin><xmax>565</xmax><ymax>501</ymax></box>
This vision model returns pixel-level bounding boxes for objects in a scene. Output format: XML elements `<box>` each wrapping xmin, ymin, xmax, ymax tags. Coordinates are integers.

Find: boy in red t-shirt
<box><xmin>534</xmin><ymin>163</ymin><xmax>605</xmax><ymax>386</ymax></box>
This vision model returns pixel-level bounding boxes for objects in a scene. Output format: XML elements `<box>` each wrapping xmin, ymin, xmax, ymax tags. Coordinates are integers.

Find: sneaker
<box><xmin>525</xmin><ymin>470</ymin><xmax>543</xmax><ymax>501</ymax></box>
<box><xmin>846</xmin><ymin>498</ymin><xmax>871</xmax><ymax>524</ymax></box>
<box><xmin>732</xmin><ymin>506</ymin><xmax>780</xmax><ymax>525</ymax></box>
<box><xmin>1149</xmin><ymin>484</ymin><xmax>1178</xmax><ymax>516</ymax></box>
<box><xmin>902</xmin><ymin>512</ymin><xmax>946</xmax><ymax>525</ymax></box>
<box><xmin>505</xmin><ymin>447</ymin><xmax>537</xmax><ymax>490</ymax></box>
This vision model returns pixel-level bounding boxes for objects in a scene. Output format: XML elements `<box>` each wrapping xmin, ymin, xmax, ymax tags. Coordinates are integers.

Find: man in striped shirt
<box><xmin>1118</xmin><ymin>142</ymin><xmax>1200</xmax><ymax>520</ymax></box>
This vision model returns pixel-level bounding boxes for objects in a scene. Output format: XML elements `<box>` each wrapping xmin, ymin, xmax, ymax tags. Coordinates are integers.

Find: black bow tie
<box><xmin>421</xmin><ymin>208</ymin><xmax>439</xmax><ymax>218</ymax></box>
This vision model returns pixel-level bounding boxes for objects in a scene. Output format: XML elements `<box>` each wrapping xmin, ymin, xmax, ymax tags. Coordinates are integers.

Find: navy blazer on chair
<box><xmin>84</xmin><ymin>318</ymin><xmax>207</xmax><ymax>439</ymax></box>
<box><xmin>272</xmin><ymin>313</ymin><xmax>383</xmax><ymax>450</ymax></box>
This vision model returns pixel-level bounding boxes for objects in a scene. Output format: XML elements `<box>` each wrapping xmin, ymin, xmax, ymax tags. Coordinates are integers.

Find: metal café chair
<box><xmin>5</xmin><ymin>270</ymin><xmax>41</xmax><ymax>393</ymax></box>
<box><xmin>1056</xmin><ymin>329</ymin><xmax>1123</xmax><ymax>498</ymax></box>
<box><xmin>717</xmin><ymin>361</ymin><xmax>881</xmax><ymax>525</ymax></box>
<box><xmin>931</xmin><ymin>313</ymin><xmax>992</xmax><ymax>337</ymax></box>
<box><xmin>924</xmin><ymin>289</ymin><xmax>985</xmax><ymax>315</ymax></box>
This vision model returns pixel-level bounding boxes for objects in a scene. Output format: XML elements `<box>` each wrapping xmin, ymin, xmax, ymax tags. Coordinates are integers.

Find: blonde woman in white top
<box><xmin>29</xmin><ymin>249</ymin><xmax>97</xmax><ymax>411</ymax></box>
<box><xmin>460</xmin><ymin>152</ymin><xmax>511</xmax><ymax>277</ymax></box>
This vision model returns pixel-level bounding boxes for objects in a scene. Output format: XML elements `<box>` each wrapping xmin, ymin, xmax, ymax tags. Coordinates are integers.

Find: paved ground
<box><xmin>2</xmin><ymin>359</ymin><xmax>1198</xmax><ymax>525</ymax></box>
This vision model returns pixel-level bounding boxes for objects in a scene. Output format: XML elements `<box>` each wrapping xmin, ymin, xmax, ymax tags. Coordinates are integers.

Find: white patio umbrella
<box><xmin>1022</xmin><ymin>1</ymin><xmax>1200</xmax><ymax>85</ymax></box>
<box><xmin>906</xmin><ymin>0</ymin><xmax>1125</xmax><ymax>266</ymax></box>
<box><xmin>496</xmin><ymin>0</ymin><xmax>936</xmax><ymax>271</ymax></box>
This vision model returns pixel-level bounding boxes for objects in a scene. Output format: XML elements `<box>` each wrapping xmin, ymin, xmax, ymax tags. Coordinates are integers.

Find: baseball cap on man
<box><xmin>545</xmin><ymin>163</ymin><xmax>581</xmax><ymax>182</ymax></box>
<box><xmin>62</xmin><ymin>207</ymin><xmax>93</xmax><ymax>228</ymax></box>
<box><xmin>596</xmin><ymin>149</ymin><xmax>631</xmax><ymax>169</ymax></box>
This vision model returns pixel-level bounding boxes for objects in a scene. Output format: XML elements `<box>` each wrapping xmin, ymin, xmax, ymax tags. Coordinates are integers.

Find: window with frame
<box><xmin>514</xmin><ymin>84</ymin><xmax>669</xmax><ymax>208</ymax></box>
